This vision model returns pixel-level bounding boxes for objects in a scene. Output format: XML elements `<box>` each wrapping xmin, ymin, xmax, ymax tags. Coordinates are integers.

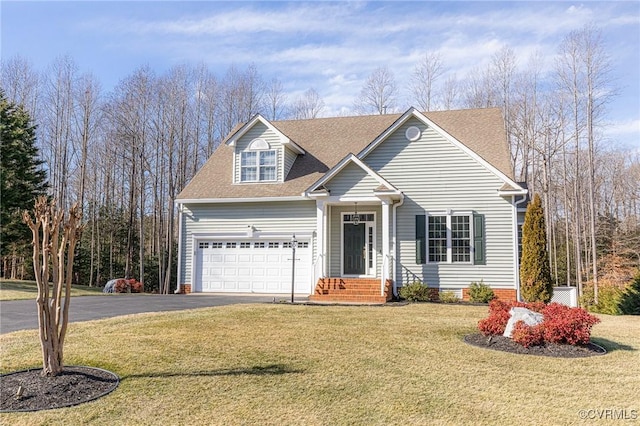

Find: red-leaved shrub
<box><xmin>511</xmin><ymin>321</ymin><xmax>545</xmax><ymax>348</ymax></box>
<box><xmin>114</xmin><ymin>278</ymin><xmax>143</xmax><ymax>293</ymax></box>
<box><xmin>478</xmin><ymin>299</ymin><xmax>545</xmax><ymax>336</ymax></box>
<box><xmin>540</xmin><ymin>303</ymin><xmax>600</xmax><ymax>345</ymax></box>
<box><xmin>477</xmin><ymin>300</ymin><xmax>600</xmax><ymax>347</ymax></box>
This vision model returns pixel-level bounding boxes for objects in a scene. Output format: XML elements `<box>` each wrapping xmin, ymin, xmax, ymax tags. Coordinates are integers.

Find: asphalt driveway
<box><xmin>0</xmin><ymin>293</ymin><xmax>306</xmax><ymax>334</ymax></box>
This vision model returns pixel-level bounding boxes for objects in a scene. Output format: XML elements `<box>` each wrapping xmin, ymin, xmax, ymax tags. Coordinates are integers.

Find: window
<box><xmin>240</xmin><ymin>150</ymin><xmax>276</xmax><ymax>182</ymax></box>
<box><xmin>254</xmin><ymin>242</ymin><xmax>265</xmax><ymax>248</ymax></box>
<box><xmin>418</xmin><ymin>213</ymin><xmax>484</xmax><ymax>264</ymax></box>
<box><xmin>268</xmin><ymin>242</ymin><xmax>280</xmax><ymax>249</ymax></box>
<box><xmin>428</xmin><ymin>216</ymin><xmax>447</xmax><ymax>262</ymax></box>
<box><xmin>198</xmin><ymin>242</ymin><xmax>209</xmax><ymax>249</ymax></box>
<box><xmin>211</xmin><ymin>242</ymin><xmax>223</xmax><ymax>249</ymax></box>
<box><xmin>451</xmin><ymin>216</ymin><xmax>470</xmax><ymax>262</ymax></box>
<box><xmin>240</xmin><ymin>242</ymin><xmax>251</xmax><ymax>248</ymax></box>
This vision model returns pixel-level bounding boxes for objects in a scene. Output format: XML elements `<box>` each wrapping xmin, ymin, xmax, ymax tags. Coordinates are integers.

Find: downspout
<box><xmin>513</xmin><ymin>194</ymin><xmax>527</xmax><ymax>301</ymax></box>
<box><xmin>391</xmin><ymin>193</ymin><xmax>405</xmax><ymax>297</ymax></box>
<box><xmin>174</xmin><ymin>202</ymin><xmax>184</xmax><ymax>294</ymax></box>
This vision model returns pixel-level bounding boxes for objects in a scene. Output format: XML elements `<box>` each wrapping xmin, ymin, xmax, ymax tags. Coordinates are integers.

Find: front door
<box><xmin>343</xmin><ymin>223</ymin><xmax>365</xmax><ymax>275</ymax></box>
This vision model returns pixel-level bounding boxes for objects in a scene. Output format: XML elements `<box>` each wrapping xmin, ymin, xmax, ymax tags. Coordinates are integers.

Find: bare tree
<box><xmin>410</xmin><ymin>51</ymin><xmax>445</xmax><ymax>111</ymax></box>
<box><xmin>441</xmin><ymin>74</ymin><xmax>459</xmax><ymax>110</ymax></box>
<box><xmin>23</xmin><ymin>197</ymin><xmax>82</xmax><ymax>376</ymax></box>
<box><xmin>265</xmin><ymin>77</ymin><xmax>288</xmax><ymax>120</ymax></box>
<box><xmin>353</xmin><ymin>66</ymin><xmax>398</xmax><ymax>115</ymax></box>
<box><xmin>40</xmin><ymin>55</ymin><xmax>78</xmax><ymax>210</ymax></box>
<box><xmin>0</xmin><ymin>54</ymin><xmax>40</xmax><ymax>114</ymax></box>
<box><xmin>291</xmin><ymin>88</ymin><xmax>325</xmax><ymax>119</ymax></box>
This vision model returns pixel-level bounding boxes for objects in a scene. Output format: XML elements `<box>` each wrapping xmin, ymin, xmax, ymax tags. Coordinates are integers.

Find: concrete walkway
<box><xmin>0</xmin><ymin>293</ymin><xmax>306</xmax><ymax>334</ymax></box>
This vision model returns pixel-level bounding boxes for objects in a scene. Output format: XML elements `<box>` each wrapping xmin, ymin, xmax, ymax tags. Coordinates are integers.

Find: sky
<box><xmin>1</xmin><ymin>1</ymin><xmax>639</xmax><ymax>149</ymax></box>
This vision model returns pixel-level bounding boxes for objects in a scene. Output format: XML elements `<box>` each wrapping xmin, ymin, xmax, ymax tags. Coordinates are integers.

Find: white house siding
<box><xmin>324</xmin><ymin>162</ymin><xmax>380</xmax><ymax>197</ymax></box>
<box><xmin>328</xmin><ymin>204</ymin><xmax>382</xmax><ymax>277</ymax></box>
<box><xmin>180</xmin><ymin>200</ymin><xmax>316</xmax><ymax>286</ymax></box>
<box><xmin>233</xmin><ymin>122</ymin><xmax>285</xmax><ymax>182</ymax></box>
<box><xmin>363</xmin><ymin>118</ymin><xmax>516</xmax><ymax>290</ymax></box>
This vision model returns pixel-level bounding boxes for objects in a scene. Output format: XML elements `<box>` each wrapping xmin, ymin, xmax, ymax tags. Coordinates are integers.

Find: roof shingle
<box><xmin>177</xmin><ymin>107</ymin><xmax>513</xmax><ymax>201</ymax></box>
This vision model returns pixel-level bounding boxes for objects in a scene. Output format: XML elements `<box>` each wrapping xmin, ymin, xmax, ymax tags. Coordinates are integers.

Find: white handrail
<box><xmin>381</xmin><ymin>254</ymin><xmax>391</xmax><ymax>296</ymax></box>
<box><xmin>312</xmin><ymin>254</ymin><xmax>324</xmax><ymax>285</ymax></box>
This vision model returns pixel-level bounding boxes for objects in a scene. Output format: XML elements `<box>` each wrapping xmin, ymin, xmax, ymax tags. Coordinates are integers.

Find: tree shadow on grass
<box><xmin>121</xmin><ymin>364</ymin><xmax>304</xmax><ymax>380</ymax></box>
<box><xmin>591</xmin><ymin>337</ymin><xmax>635</xmax><ymax>352</ymax></box>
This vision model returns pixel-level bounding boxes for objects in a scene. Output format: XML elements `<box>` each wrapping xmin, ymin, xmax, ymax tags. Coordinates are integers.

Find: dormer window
<box><xmin>240</xmin><ymin>139</ymin><xmax>277</xmax><ymax>182</ymax></box>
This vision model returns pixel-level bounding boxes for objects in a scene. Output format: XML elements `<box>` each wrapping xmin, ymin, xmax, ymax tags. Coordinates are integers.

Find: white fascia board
<box><xmin>304</xmin><ymin>153</ymin><xmax>398</xmax><ymax>195</ymax></box>
<box><xmin>359</xmin><ymin>107</ymin><xmax>525</xmax><ymax>192</ymax></box>
<box><xmin>324</xmin><ymin>196</ymin><xmax>382</xmax><ymax>204</ymax></box>
<box><xmin>176</xmin><ymin>196</ymin><xmax>309</xmax><ymax>205</ymax></box>
<box><xmin>497</xmin><ymin>189</ymin><xmax>528</xmax><ymax>196</ymax></box>
<box><xmin>358</xmin><ymin>107</ymin><xmax>418</xmax><ymax>158</ymax></box>
<box><xmin>226</xmin><ymin>114</ymin><xmax>304</xmax><ymax>154</ymax></box>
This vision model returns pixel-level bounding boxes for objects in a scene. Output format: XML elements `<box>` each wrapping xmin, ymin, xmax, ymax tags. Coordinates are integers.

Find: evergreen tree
<box><xmin>0</xmin><ymin>90</ymin><xmax>48</xmax><ymax>265</ymax></box>
<box><xmin>520</xmin><ymin>194</ymin><xmax>553</xmax><ymax>302</ymax></box>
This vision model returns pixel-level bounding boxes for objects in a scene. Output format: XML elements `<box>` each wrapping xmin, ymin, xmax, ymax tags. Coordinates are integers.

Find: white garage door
<box><xmin>194</xmin><ymin>239</ymin><xmax>312</xmax><ymax>294</ymax></box>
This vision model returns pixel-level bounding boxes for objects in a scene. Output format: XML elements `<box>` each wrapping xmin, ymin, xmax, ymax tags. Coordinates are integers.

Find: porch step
<box><xmin>309</xmin><ymin>278</ymin><xmax>393</xmax><ymax>304</ymax></box>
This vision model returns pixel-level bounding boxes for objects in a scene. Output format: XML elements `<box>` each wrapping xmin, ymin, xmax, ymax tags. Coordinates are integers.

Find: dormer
<box><xmin>226</xmin><ymin>114</ymin><xmax>305</xmax><ymax>184</ymax></box>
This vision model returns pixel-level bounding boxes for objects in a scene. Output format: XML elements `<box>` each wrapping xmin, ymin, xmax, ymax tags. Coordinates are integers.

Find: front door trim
<box><xmin>340</xmin><ymin>211</ymin><xmax>376</xmax><ymax>277</ymax></box>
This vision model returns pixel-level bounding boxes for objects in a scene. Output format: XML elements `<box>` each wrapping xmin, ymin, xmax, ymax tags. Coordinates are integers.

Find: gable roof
<box><xmin>307</xmin><ymin>153</ymin><xmax>401</xmax><ymax>197</ymax></box>
<box><xmin>226</xmin><ymin>114</ymin><xmax>305</xmax><ymax>154</ymax></box>
<box><xmin>176</xmin><ymin>107</ymin><xmax>516</xmax><ymax>202</ymax></box>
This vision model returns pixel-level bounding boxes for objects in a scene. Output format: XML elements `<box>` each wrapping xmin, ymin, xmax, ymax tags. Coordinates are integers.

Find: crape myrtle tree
<box><xmin>23</xmin><ymin>196</ymin><xmax>82</xmax><ymax>376</ymax></box>
<box><xmin>520</xmin><ymin>193</ymin><xmax>554</xmax><ymax>303</ymax></box>
<box><xmin>0</xmin><ymin>90</ymin><xmax>48</xmax><ymax>278</ymax></box>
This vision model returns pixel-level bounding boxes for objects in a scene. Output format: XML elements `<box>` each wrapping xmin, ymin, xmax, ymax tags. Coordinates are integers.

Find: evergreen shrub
<box><xmin>468</xmin><ymin>280</ymin><xmax>495</xmax><ymax>303</ymax></box>
<box><xmin>399</xmin><ymin>282</ymin><xmax>431</xmax><ymax>302</ymax></box>
<box><xmin>519</xmin><ymin>194</ymin><xmax>553</xmax><ymax>303</ymax></box>
<box><xmin>438</xmin><ymin>290</ymin><xmax>460</xmax><ymax>303</ymax></box>
<box><xmin>619</xmin><ymin>272</ymin><xmax>640</xmax><ymax>315</ymax></box>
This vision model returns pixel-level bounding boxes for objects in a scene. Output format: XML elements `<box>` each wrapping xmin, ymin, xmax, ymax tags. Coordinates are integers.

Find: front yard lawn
<box><xmin>0</xmin><ymin>279</ymin><xmax>104</xmax><ymax>301</ymax></box>
<box><xmin>1</xmin><ymin>303</ymin><xmax>638</xmax><ymax>425</ymax></box>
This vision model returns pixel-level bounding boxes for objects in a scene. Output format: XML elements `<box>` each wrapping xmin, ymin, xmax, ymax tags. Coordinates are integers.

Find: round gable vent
<box><xmin>405</xmin><ymin>126</ymin><xmax>421</xmax><ymax>141</ymax></box>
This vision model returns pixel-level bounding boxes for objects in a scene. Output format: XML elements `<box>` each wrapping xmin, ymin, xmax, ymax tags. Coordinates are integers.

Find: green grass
<box><xmin>0</xmin><ymin>279</ymin><xmax>105</xmax><ymax>301</ymax></box>
<box><xmin>1</xmin><ymin>303</ymin><xmax>638</xmax><ymax>425</ymax></box>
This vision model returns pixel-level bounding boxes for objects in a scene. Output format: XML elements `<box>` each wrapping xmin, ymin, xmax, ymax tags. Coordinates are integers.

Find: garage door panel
<box><xmin>196</xmin><ymin>239</ymin><xmax>312</xmax><ymax>294</ymax></box>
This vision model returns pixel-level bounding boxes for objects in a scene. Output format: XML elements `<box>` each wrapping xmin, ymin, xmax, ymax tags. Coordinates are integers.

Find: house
<box><xmin>175</xmin><ymin>107</ymin><xmax>528</xmax><ymax>303</ymax></box>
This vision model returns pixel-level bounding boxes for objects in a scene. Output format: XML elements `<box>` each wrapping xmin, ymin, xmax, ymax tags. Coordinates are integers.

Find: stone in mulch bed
<box><xmin>464</xmin><ymin>333</ymin><xmax>606</xmax><ymax>358</ymax></box>
<box><xmin>1</xmin><ymin>366</ymin><xmax>119</xmax><ymax>412</ymax></box>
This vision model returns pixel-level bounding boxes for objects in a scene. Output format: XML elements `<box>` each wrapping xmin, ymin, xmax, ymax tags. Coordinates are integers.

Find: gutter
<box><xmin>391</xmin><ymin>193</ymin><xmax>405</xmax><ymax>297</ymax></box>
<box><xmin>513</xmin><ymin>194</ymin><xmax>528</xmax><ymax>302</ymax></box>
<box><xmin>175</xmin><ymin>196</ymin><xmax>308</xmax><ymax>205</ymax></box>
<box><xmin>174</xmin><ymin>203</ymin><xmax>184</xmax><ymax>294</ymax></box>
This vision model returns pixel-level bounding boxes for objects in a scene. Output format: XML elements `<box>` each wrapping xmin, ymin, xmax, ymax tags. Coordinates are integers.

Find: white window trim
<box><xmin>340</xmin><ymin>211</ymin><xmax>376</xmax><ymax>277</ymax></box>
<box><xmin>426</xmin><ymin>211</ymin><xmax>474</xmax><ymax>265</ymax></box>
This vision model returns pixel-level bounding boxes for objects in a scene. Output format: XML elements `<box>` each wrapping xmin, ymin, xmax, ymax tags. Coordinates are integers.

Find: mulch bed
<box><xmin>0</xmin><ymin>366</ymin><xmax>119</xmax><ymax>413</ymax></box>
<box><xmin>464</xmin><ymin>333</ymin><xmax>607</xmax><ymax>358</ymax></box>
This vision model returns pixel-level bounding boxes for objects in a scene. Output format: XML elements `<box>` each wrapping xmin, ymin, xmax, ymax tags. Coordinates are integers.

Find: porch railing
<box><xmin>381</xmin><ymin>254</ymin><xmax>394</xmax><ymax>296</ymax></box>
<box><xmin>312</xmin><ymin>254</ymin><xmax>325</xmax><ymax>285</ymax></box>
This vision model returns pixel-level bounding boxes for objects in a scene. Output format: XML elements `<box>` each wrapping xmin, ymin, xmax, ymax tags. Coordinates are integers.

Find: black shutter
<box><xmin>473</xmin><ymin>214</ymin><xmax>485</xmax><ymax>265</ymax></box>
<box><xmin>416</xmin><ymin>215</ymin><xmax>426</xmax><ymax>264</ymax></box>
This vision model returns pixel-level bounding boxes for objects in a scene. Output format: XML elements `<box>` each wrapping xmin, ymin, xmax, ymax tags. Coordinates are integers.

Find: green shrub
<box><xmin>619</xmin><ymin>271</ymin><xmax>640</xmax><ymax>315</ymax></box>
<box><xmin>399</xmin><ymin>282</ymin><xmax>431</xmax><ymax>302</ymax></box>
<box><xmin>519</xmin><ymin>194</ymin><xmax>553</xmax><ymax>303</ymax></box>
<box><xmin>581</xmin><ymin>283</ymin><xmax>625</xmax><ymax>315</ymax></box>
<box><xmin>593</xmin><ymin>286</ymin><xmax>623</xmax><ymax>315</ymax></box>
<box><xmin>468</xmin><ymin>280</ymin><xmax>495</xmax><ymax>303</ymax></box>
<box><xmin>438</xmin><ymin>290</ymin><xmax>460</xmax><ymax>303</ymax></box>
